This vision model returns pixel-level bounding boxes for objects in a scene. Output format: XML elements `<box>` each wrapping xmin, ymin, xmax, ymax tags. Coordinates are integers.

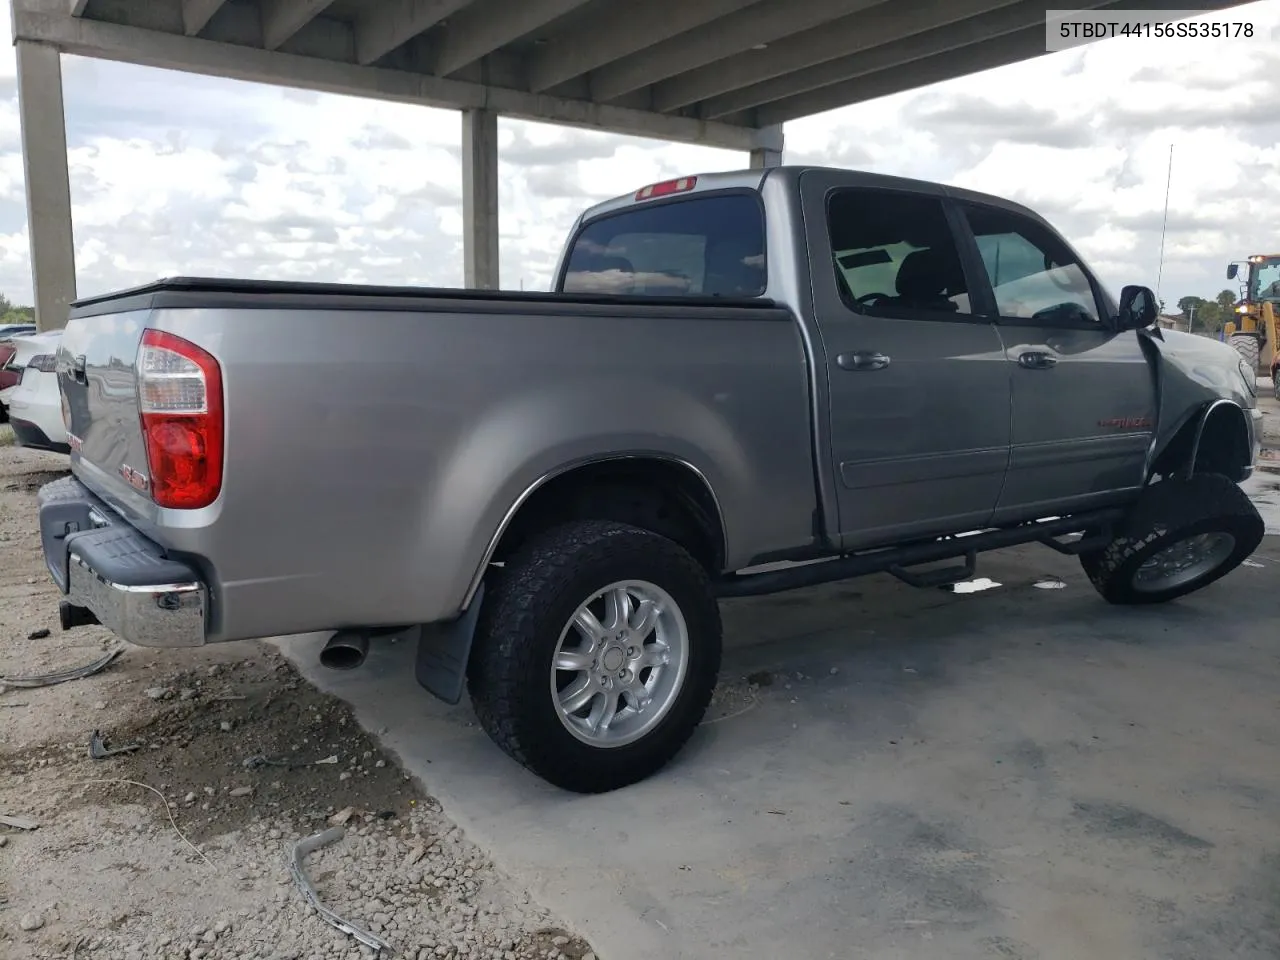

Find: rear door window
<box><xmin>560</xmin><ymin>193</ymin><xmax>766</xmax><ymax>297</ymax></box>
<box><xmin>827</xmin><ymin>188</ymin><xmax>975</xmax><ymax>319</ymax></box>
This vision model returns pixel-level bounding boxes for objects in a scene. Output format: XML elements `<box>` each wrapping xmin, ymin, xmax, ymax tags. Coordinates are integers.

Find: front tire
<box><xmin>467</xmin><ymin>519</ymin><xmax>722</xmax><ymax>793</ymax></box>
<box><xmin>1080</xmin><ymin>473</ymin><xmax>1263</xmax><ymax>605</ymax></box>
<box><xmin>1230</xmin><ymin>331</ymin><xmax>1261</xmax><ymax>377</ymax></box>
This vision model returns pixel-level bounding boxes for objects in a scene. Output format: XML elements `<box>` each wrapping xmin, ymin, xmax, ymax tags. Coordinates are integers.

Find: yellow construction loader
<box><xmin>1225</xmin><ymin>254</ymin><xmax>1280</xmax><ymax>392</ymax></box>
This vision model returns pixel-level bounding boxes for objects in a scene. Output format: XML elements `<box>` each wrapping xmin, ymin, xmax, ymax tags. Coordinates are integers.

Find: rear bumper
<box><xmin>37</xmin><ymin>475</ymin><xmax>207</xmax><ymax>648</ymax></box>
<box><xmin>10</xmin><ymin>416</ymin><xmax>70</xmax><ymax>454</ymax></box>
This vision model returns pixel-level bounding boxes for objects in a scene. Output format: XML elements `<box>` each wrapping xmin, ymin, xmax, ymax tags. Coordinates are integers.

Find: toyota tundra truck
<box><xmin>36</xmin><ymin>165</ymin><xmax>1264</xmax><ymax>794</ymax></box>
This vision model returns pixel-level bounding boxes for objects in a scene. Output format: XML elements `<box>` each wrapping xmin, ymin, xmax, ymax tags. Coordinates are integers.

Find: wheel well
<box><xmin>491</xmin><ymin>459</ymin><xmax>726</xmax><ymax>572</ymax></box>
<box><xmin>1151</xmin><ymin>403</ymin><xmax>1252</xmax><ymax>482</ymax></box>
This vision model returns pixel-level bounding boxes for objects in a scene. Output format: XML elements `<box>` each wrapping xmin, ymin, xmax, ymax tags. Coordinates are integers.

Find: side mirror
<box><xmin>1227</xmin><ymin>263</ymin><xmax>1239</xmax><ymax>280</ymax></box>
<box><xmin>1117</xmin><ymin>284</ymin><xmax>1158</xmax><ymax>330</ymax></box>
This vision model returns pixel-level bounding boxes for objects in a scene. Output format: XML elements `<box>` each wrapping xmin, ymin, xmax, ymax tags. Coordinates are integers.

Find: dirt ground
<box><xmin>0</xmin><ymin>431</ymin><xmax>596</xmax><ymax>960</ymax></box>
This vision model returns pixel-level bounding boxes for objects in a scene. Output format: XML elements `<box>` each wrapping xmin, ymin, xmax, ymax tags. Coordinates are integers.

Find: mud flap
<box><xmin>414</xmin><ymin>582</ymin><xmax>484</xmax><ymax>705</ymax></box>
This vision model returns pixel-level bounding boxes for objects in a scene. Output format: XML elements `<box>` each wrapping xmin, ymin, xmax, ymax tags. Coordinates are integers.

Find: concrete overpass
<box><xmin>11</xmin><ymin>0</ymin><xmax>1246</xmax><ymax>329</ymax></box>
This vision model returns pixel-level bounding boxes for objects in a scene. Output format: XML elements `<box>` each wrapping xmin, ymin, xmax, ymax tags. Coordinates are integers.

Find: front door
<box><xmin>802</xmin><ymin>174</ymin><xmax>1012</xmax><ymax>550</ymax></box>
<box><xmin>952</xmin><ymin>199</ymin><xmax>1157</xmax><ymax>522</ymax></box>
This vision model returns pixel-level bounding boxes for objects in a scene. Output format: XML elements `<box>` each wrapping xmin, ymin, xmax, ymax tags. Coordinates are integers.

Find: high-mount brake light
<box><xmin>635</xmin><ymin>176</ymin><xmax>697</xmax><ymax>201</ymax></box>
<box><xmin>136</xmin><ymin>328</ymin><xmax>224</xmax><ymax>509</ymax></box>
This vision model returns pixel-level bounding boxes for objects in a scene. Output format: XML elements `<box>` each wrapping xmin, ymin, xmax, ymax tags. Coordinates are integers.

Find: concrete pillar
<box><xmin>15</xmin><ymin>41</ymin><xmax>77</xmax><ymax>331</ymax></box>
<box><xmin>749</xmin><ymin>146</ymin><xmax>783</xmax><ymax>169</ymax></box>
<box><xmin>461</xmin><ymin>108</ymin><xmax>499</xmax><ymax>289</ymax></box>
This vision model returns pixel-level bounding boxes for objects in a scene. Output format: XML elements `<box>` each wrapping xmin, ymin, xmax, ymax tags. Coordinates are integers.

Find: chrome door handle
<box><xmin>1016</xmin><ymin>351</ymin><xmax>1057</xmax><ymax>370</ymax></box>
<box><xmin>837</xmin><ymin>351</ymin><xmax>891</xmax><ymax>372</ymax></box>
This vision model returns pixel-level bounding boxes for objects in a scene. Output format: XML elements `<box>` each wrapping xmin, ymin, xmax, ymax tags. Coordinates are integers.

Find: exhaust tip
<box><xmin>319</xmin><ymin>631</ymin><xmax>369</xmax><ymax>671</ymax></box>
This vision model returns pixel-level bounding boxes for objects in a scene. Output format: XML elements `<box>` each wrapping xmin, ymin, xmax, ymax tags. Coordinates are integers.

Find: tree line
<box><xmin>1174</xmin><ymin>290</ymin><xmax>1238</xmax><ymax>334</ymax></box>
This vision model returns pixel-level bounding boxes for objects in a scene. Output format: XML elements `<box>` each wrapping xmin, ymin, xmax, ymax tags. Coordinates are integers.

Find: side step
<box><xmin>714</xmin><ymin>509</ymin><xmax>1123</xmax><ymax>599</ymax></box>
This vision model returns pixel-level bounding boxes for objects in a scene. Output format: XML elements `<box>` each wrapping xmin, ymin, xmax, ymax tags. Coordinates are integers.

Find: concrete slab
<box><xmin>275</xmin><ymin>535</ymin><xmax>1280</xmax><ymax>960</ymax></box>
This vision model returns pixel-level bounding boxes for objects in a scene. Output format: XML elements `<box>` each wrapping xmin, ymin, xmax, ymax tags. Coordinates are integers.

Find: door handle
<box><xmin>71</xmin><ymin>355</ymin><xmax>87</xmax><ymax>384</ymax></box>
<box><xmin>837</xmin><ymin>351</ymin><xmax>891</xmax><ymax>372</ymax></box>
<box><xmin>1016</xmin><ymin>351</ymin><xmax>1057</xmax><ymax>370</ymax></box>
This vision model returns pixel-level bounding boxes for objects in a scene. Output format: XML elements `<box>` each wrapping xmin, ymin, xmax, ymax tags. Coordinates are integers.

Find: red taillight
<box><xmin>634</xmin><ymin>176</ymin><xmax>697</xmax><ymax>201</ymax></box>
<box><xmin>136</xmin><ymin>329</ymin><xmax>223</xmax><ymax>509</ymax></box>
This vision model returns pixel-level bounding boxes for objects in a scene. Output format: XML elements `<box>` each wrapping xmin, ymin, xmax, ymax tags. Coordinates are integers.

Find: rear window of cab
<box><xmin>559</xmin><ymin>193</ymin><xmax>766</xmax><ymax>298</ymax></box>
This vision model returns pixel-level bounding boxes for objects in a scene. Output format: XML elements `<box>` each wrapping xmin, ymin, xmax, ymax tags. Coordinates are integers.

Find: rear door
<box><xmin>950</xmin><ymin>199</ymin><xmax>1156</xmax><ymax>521</ymax></box>
<box><xmin>799</xmin><ymin>171</ymin><xmax>1012</xmax><ymax>550</ymax></box>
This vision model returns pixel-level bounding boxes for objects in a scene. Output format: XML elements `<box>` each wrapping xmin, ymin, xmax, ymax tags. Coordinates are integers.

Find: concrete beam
<box><xmin>15</xmin><ymin>41</ymin><xmax>76</xmax><ymax>331</ymax></box>
<box><xmin>656</xmin><ymin>0</ymin><xmax>1026</xmax><ymax>114</ymax></box>
<box><xmin>701</xmin><ymin>0</ymin><xmax>1217</xmax><ymax>118</ymax></box>
<box><xmin>354</xmin><ymin>0</ymin><xmax>473</xmax><ymax>65</ymax></box>
<box><xmin>12</xmin><ymin>0</ymin><xmax>769</xmax><ymax>152</ymax></box>
<box><xmin>753</xmin><ymin>26</ymin><xmax>1049</xmax><ymax>125</ymax></box>
<box><xmin>587</xmin><ymin>0</ymin><xmax>890</xmax><ymax>103</ymax></box>
<box><xmin>526</xmin><ymin>0</ymin><xmax>759</xmax><ymax>94</ymax></box>
<box><xmin>181</xmin><ymin>0</ymin><xmax>227</xmax><ymax>36</ymax></box>
<box><xmin>702</xmin><ymin>0</ymin><xmax>1067</xmax><ymax>119</ymax></box>
<box><xmin>462</xmin><ymin>108</ymin><xmax>499</xmax><ymax>289</ymax></box>
<box><xmin>67</xmin><ymin>0</ymin><xmax>88</xmax><ymax>16</ymax></box>
<box><xmin>748</xmin><ymin>0</ymin><xmax>1246</xmax><ymax>124</ymax></box>
<box><xmin>431</xmin><ymin>0</ymin><xmax>594</xmax><ymax>77</ymax></box>
<box><xmin>260</xmin><ymin>0</ymin><xmax>336</xmax><ymax>50</ymax></box>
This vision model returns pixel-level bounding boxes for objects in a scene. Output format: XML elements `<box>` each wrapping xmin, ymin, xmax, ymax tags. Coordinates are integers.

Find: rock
<box><xmin>220</xmin><ymin>721</ymin><xmax>233</xmax><ymax>732</ymax></box>
<box><xmin>184</xmin><ymin>792</ymin><xmax>197</xmax><ymax>803</ymax></box>
<box><xmin>0</xmin><ymin>836</ymin><xmax>6</xmax><ymax>847</ymax></box>
<box><xmin>214</xmin><ymin>919</ymin><xmax>232</xmax><ymax>935</ymax></box>
<box><xmin>19</xmin><ymin>912</ymin><xmax>44</xmax><ymax>931</ymax></box>
<box><xmin>330</xmin><ymin>806</ymin><xmax>355</xmax><ymax>826</ymax></box>
<box><xmin>339</xmin><ymin>772</ymin><xmax>352</xmax><ymax>782</ymax></box>
<box><xmin>26</xmin><ymin>628</ymin><xmax>50</xmax><ymax>640</ymax></box>
<box><xmin>180</xmin><ymin>688</ymin><xmax>197</xmax><ymax>700</ymax></box>
<box><xmin>551</xmin><ymin>937</ymin><xmax>569</xmax><ymax>946</ymax></box>
<box><xmin>144</xmin><ymin>687</ymin><xmax>170</xmax><ymax>700</ymax></box>
<box><xmin>202</xmin><ymin>930</ymin><xmax>218</xmax><ymax>943</ymax></box>
<box><xmin>229</xmin><ymin>786</ymin><xmax>254</xmax><ymax>798</ymax></box>
<box><xmin>93</xmin><ymin>701</ymin><xmax>107</xmax><ymax>710</ymax></box>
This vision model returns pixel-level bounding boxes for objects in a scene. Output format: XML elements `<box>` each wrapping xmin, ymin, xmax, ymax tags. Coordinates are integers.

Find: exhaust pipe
<box><xmin>319</xmin><ymin>630</ymin><xmax>369</xmax><ymax>671</ymax></box>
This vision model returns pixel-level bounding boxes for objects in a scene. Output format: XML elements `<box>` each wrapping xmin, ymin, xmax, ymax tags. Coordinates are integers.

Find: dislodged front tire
<box><xmin>1080</xmin><ymin>473</ymin><xmax>1263</xmax><ymax>605</ymax></box>
<box><xmin>467</xmin><ymin>519</ymin><xmax>722</xmax><ymax>793</ymax></box>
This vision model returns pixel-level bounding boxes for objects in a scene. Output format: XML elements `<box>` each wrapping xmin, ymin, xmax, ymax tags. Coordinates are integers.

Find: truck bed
<box><xmin>67</xmin><ymin>276</ymin><xmax>782</xmax><ymax>318</ymax></box>
<box><xmin>56</xmin><ymin>277</ymin><xmax>818</xmax><ymax>643</ymax></box>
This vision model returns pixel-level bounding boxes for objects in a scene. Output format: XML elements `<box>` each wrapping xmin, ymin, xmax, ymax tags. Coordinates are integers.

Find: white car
<box><xmin>2</xmin><ymin>330</ymin><xmax>66</xmax><ymax>453</ymax></box>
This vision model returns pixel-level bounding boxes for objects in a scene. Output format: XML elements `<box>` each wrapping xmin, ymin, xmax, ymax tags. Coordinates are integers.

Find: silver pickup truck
<box><xmin>38</xmin><ymin>165</ymin><xmax>1264</xmax><ymax>793</ymax></box>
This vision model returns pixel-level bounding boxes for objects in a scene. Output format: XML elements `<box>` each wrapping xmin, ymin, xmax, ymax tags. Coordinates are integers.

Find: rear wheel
<box><xmin>467</xmin><ymin>519</ymin><xmax>722</xmax><ymax>793</ymax></box>
<box><xmin>1080</xmin><ymin>473</ymin><xmax>1263</xmax><ymax>605</ymax></box>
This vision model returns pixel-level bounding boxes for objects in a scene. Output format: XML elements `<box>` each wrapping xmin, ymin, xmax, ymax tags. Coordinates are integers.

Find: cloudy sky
<box><xmin>0</xmin><ymin>1</ymin><xmax>1277</xmax><ymax>310</ymax></box>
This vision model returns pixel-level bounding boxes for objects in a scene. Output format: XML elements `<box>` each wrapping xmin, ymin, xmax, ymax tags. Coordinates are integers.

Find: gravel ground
<box><xmin>0</xmin><ymin>441</ymin><xmax>596</xmax><ymax>960</ymax></box>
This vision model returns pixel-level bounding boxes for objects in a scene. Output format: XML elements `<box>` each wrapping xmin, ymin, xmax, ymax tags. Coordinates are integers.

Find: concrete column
<box><xmin>749</xmin><ymin>146</ymin><xmax>783</xmax><ymax>169</ymax></box>
<box><xmin>461</xmin><ymin>108</ymin><xmax>499</xmax><ymax>289</ymax></box>
<box><xmin>16</xmin><ymin>41</ymin><xmax>77</xmax><ymax>331</ymax></box>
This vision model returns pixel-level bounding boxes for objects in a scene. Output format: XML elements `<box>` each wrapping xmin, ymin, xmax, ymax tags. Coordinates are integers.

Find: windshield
<box><xmin>1249</xmin><ymin>258</ymin><xmax>1280</xmax><ymax>302</ymax></box>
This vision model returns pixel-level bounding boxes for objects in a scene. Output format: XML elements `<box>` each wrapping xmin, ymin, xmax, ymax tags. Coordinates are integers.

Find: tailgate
<box><xmin>58</xmin><ymin>309</ymin><xmax>154</xmax><ymax>512</ymax></box>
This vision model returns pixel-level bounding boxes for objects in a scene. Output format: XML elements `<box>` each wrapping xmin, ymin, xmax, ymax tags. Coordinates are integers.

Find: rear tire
<box><xmin>1230</xmin><ymin>331</ymin><xmax>1261</xmax><ymax>377</ymax></box>
<box><xmin>467</xmin><ymin>519</ymin><xmax>722</xmax><ymax>793</ymax></box>
<box><xmin>1080</xmin><ymin>473</ymin><xmax>1263</xmax><ymax>605</ymax></box>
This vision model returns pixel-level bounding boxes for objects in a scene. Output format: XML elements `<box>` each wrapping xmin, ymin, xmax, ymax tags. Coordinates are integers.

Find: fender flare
<box><xmin>1184</xmin><ymin>398</ymin><xmax>1252</xmax><ymax>481</ymax></box>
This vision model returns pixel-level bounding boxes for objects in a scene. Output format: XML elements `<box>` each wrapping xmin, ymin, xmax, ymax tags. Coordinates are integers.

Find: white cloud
<box><xmin>0</xmin><ymin>2</ymin><xmax>1275</xmax><ymax>309</ymax></box>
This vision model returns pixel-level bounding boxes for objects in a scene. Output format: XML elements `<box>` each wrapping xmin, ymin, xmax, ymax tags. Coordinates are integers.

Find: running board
<box><xmin>714</xmin><ymin>509</ymin><xmax>1124</xmax><ymax>599</ymax></box>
